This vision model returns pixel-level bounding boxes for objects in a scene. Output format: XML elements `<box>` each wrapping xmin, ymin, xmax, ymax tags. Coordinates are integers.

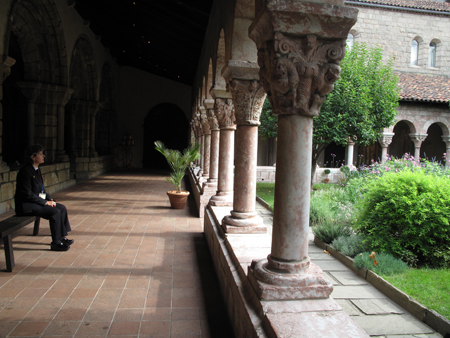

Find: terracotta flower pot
<box><xmin>167</xmin><ymin>191</ymin><xmax>190</xmax><ymax>209</ymax></box>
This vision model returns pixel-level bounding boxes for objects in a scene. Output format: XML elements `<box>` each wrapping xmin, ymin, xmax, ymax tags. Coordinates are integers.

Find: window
<box><xmin>411</xmin><ymin>40</ymin><xmax>419</xmax><ymax>66</ymax></box>
<box><xmin>347</xmin><ymin>34</ymin><xmax>354</xmax><ymax>50</ymax></box>
<box><xmin>429</xmin><ymin>42</ymin><xmax>436</xmax><ymax>67</ymax></box>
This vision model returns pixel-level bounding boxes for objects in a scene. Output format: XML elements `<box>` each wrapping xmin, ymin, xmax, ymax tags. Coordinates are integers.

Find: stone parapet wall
<box><xmin>0</xmin><ymin>161</ymin><xmax>76</xmax><ymax>214</ymax></box>
<box><xmin>350</xmin><ymin>6</ymin><xmax>450</xmax><ymax>76</ymax></box>
<box><xmin>72</xmin><ymin>155</ymin><xmax>115</xmax><ymax>181</ymax></box>
<box><xmin>256</xmin><ymin>166</ymin><xmax>276</xmax><ymax>182</ymax></box>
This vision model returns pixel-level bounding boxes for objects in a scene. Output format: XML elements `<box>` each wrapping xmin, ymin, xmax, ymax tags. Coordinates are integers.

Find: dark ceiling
<box><xmin>73</xmin><ymin>0</ymin><xmax>214</xmax><ymax>86</ymax></box>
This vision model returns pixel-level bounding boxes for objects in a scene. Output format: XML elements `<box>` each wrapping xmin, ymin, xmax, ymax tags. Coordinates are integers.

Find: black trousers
<box><xmin>23</xmin><ymin>204</ymin><xmax>71</xmax><ymax>243</ymax></box>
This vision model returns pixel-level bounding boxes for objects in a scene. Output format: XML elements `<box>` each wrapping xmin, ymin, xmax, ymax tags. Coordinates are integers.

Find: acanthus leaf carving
<box><xmin>258</xmin><ymin>33</ymin><xmax>346</xmax><ymax>117</ymax></box>
<box><xmin>200</xmin><ymin>111</ymin><xmax>211</xmax><ymax>135</ymax></box>
<box><xmin>214</xmin><ymin>98</ymin><xmax>236</xmax><ymax>129</ymax></box>
<box><xmin>228</xmin><ymin>79</ymin><xmax>266</xmax><ymax>126</ymax></box>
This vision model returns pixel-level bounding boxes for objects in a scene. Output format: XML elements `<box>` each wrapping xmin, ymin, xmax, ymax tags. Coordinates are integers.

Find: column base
<box><xmin>222</xmin><ymin>211</ymin><xmax>267</xmax><ymax>234</ymax></box>
<box><xmin>248</xmin><ymin>257</ymin><xmax>333</xmax><ymax>301</ymax></box>
<box><xmin>208</xmin><ymin>192</ymin><xmax>233</xmax><ymax>206</ymax></box>
<box><xmin>197</xmin><ymin>169</ymin><xmax>203</xmax><ymax>177</ymax></box>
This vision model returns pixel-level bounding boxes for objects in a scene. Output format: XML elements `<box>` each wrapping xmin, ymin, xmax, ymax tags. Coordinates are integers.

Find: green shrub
<box><xmin>354</xmin><ymin>170</ymin><xmax>450</xmax><ymax>268</ymax></box>
<box><xmin>354</xmin><ymin>252</ymin><xmax>408</xmax><ymax>276</ymax></box>
<box><xmin>331</xmin><ymin>234</ymin><xmax>367</xmax><ymax>258</ymax></box>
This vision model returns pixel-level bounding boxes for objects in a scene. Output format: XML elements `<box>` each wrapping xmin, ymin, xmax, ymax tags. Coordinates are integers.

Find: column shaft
<box><xmin>27</xmin><ymin>102</ymin><xmax>35</xmax><ymax>145</ymax></box>
<box><xmin>202</xmin><ymin>134</ymin><xmax>211</xmax><ymax>177</ymax></box>
<box><xmin>271</xmin><ymin>114</ymin><xmax>311</xmax><ymax>262</ymax></box>
<box><xmin>207</xmin><ymin>129</ymin><xmax>220</xmax><ymax>183</ymax></box>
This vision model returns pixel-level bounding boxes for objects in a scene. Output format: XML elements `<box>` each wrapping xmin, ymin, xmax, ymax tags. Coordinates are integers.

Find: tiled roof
<box><xmin>397</xmin><ymin>73</ymin><xmax>450</xmax><ymax>103</ymax></box>
<box><xmin>348</xmin><ymin>0</ymin><xmax>450</xmax><ymax>13</ymax></box>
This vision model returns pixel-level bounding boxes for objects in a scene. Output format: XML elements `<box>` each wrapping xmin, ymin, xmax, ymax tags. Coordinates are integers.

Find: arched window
<box><xmin>411</xmin><ymin>40</ymin><xmax>419</xmax><ymax>66</ymax></box>
<box><xmin>347</xmin><ymin>33</ymin><xmax>354</xmax><ymax>50</ymax></box>
<box><xmin>429</xmin><ymin>42</ymin><xmax>436</xmax><ymax>67</ymax></box>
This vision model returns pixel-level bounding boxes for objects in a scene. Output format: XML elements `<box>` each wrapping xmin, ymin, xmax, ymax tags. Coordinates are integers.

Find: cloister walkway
<box><xmin>0</xmin><ymin>171</ymin><xmax>234</xmax><ymax>338</ymax></box>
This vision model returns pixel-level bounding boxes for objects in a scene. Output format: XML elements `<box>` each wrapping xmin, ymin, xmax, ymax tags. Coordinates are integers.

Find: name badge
<box><xmin>39</xmin><ymin>193</ymin><xmax>47</xmax><ymax>200</ymax></box>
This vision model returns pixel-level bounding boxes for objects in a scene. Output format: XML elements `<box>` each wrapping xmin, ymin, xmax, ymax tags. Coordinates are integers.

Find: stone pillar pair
<box><xmin>200</xmin><ymin>107</ymin><xmax>211</xmax><ymax>181</ymax></box>
<box><xmin>409</xmin><ymin>133</ymin><xmax>427</xmax><ymax>161</ymax></box>
<box><xmin>378</xmin><ymin>132</ymin><xmax>395</xmax><ymax>163</ymax></box>
<box><xmin>245</xmin><ymin>0</ymin><xmax>357</xmax><ymax>300</ymax></box>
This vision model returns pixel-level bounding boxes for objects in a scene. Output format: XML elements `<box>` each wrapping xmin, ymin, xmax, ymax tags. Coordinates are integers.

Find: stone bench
<box><xmin>0</xmin><ymin>216</ymin><xmax>41</xmax><ymax>272</ymax></box>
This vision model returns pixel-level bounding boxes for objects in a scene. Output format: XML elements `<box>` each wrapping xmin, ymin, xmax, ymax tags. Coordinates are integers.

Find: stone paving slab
<box><xmin>329</xmin><ymin>271</ymin><xmax>369</xmax><ymax>285</ymax></box>
<box><xmin>335</xmin><ymin>299</ymin><xmax>362</xmax><ymax>316</ymax></box>
<box><xmin>352</xmin><ymin>314</ymin><xmax>435</xmax><ymax>336</ymax></box>
<box><xmin>312</xmin><ymin>259</ymin><xmax>350</xmax><ymax>271</ymax></box>
<box><xmin>351</xmin><ymin>299</ymin><xmax>405</xmax><ymax>315</ymax></box>
<box><xmin>323</xmin><ymin>272</ymin><xmax>339</xmax><ymax>286</ymax></box>
<box><xmin>331</xmin><ymin>285</ymin><xmax>387</xmax><ymax>299</ymax></box>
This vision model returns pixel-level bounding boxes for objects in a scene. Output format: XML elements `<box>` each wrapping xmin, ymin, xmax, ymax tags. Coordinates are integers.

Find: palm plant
<box><xmin>154</xmin><ymin>141</ymin><xmax>201</xmax><ymax>193</ymax></box>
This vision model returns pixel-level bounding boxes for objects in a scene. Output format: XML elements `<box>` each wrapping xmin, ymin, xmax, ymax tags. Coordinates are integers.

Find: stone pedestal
<box><xmin>248</xmin><ymin>0</ymin><xmax>358</xmax><ymax>300</ymax></box>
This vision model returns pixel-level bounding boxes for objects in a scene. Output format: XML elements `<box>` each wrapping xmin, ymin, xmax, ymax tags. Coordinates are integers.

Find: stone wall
<box><xmin>350</xmin><ymin>6</ymin><xmax>450</xmax><ymax>76</ymax></box>
<box><xmin>72</xmin><ymin>155</ymin><xmax>115</xmax><ymax>181</ymax></box>
<box><xmin>0</xmin><ymin>161</ymin><xmax>76</xmax><ymax>214</ymax></box>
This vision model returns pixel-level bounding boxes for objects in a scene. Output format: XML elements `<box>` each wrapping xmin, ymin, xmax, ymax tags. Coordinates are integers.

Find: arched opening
<box><xmin>2</xmin><ymin>32</ymin><xmax>28</xmax><ymax>167</ymax></box>
<box><xmin>421</xmin><ymin>123</ymin><xmax>446</xmax><ymax>163</ymax></box>
<box><xmin>143</xmin><ymin>103</ymin><xmax>189</xmax><ymax>170</ymax></box>
<box><xmin>358</xmin><ymin>143</ymin><xmax>382</xmax><ymax>165</ymax></box>
<box><xmin>96</xmin><ymin>63</ymin><xmax>116</xmax><ymax>156</ymax></box>
<box><xmin>389</xmin><ymin>121</ymin><xmax>415</xmax><ymax>158</ymax></box>
<box><xmin>323</xmin><ymin>142</ymin><xmax>345</xmax><ymax>168</ymax></box>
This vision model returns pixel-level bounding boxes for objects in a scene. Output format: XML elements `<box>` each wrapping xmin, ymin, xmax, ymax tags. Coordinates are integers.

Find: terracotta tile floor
<box><xmin>0</xmin><ymin>171</ymin><xmax>235</xmax><ymax>338</ymax></box>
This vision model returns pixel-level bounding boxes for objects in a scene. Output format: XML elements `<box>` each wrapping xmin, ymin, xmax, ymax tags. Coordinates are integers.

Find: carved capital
<box><xmin>227</xmin><ymin>79</ymin><xmax>266</xmax><ymax>126</ymax></box>
<box><xmin>203</xmin><ymin>98</ymin><xmax>215</xmax><ymax>110</ymax></box>
<box><xmin>379</xmin><ymin>132</ymin><xmax>395</xmax><ymax>148</ymax></box>
<box><xmin>442</xmin><ymin>135</ymin><xmax>450</xmax><ymax>148</ymax></box>
<box><xmin>409</xmin><ymin>133</ymin><xmax>427</xmax><ymax>147</ymax></box>
<box><xmin>214</xmin><ymin>98</ymin><xmax>236</xmax><ymax>130</ymax></box>
<box><xmin>257</xmin><ymin>33</ymin><xmax>346</xmax><ymax>117</ymax></box>
<box><xmin>0</xmin><ymin>55</ymin><xmax>16</xmax><ymax>86</ymax></box>
<box><xmin>346</xmin><ymin>135</ymin><xmax>357</xmax><ymax>146</ymax></box>
<box><xmin>207</xmin><ymin>109</ymin><xmax>219</xmax><ymax>131</ymax></box>
<box><xmin>200</xmin><ymin>111</ymin><xmax>211</xmax><ymax>135</ymax></box>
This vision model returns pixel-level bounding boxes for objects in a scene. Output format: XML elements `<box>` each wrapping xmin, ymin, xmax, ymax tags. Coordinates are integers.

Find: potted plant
<box><xmin>323</xmin><ymin>168</ymin><xmax>331</xmax><ymax>183</ymax></box>
<box><xmin>154</xmin><ymin>141</ymin><xmax>200</xmax><ymax>209</ymax></box>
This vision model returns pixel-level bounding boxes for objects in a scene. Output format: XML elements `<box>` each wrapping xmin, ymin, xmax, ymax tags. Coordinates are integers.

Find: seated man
<box><xmin>14</xmin><ymin>145</ymin><xmax>74</xmax><ymax>251</ymax></box>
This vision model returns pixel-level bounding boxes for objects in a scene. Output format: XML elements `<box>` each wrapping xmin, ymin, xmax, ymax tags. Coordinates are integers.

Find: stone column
<box><xmin>200</xmin><ymin>108</ymin><xmax>211</xmax><ymax>179</ymax></box>
<box><xmin>442</xmin><ymin>135</ymin><xmax>450</xmax><ymax>168</ymax></box>
<box><xmin>248</xmin><ymin>0</ymin><xmax>357</xmax><ymax>300</ymax></box>
<box><xmin>208</xmin><ymin>98</ymin><xmax>236</xmax><ymax>207</ymax></box>
<box><xmin>56</xmin><ymin>88</ymin><xmax>74</xmax><ymax>162</ymax></box>
<box><xmin>204</xmin><ymin>99</ymin><xmax>219</xmax><ymax>188</ymax></box>
<box><xmin>346</xmin><ymin>136</ymin><xmax>356</xmax><ymax>167</ymax></box>
<box><xmin>221</xmin><ymin>62</ymin><xmax>267</xmax><ymax>233</ymax></box>
<box><xmin>88</xmin><ymin>102</ymin><xmax>102</xmax><ymax>157</ymax></box>
<box><xmin>195</xmin><ymin>114</ymin><xmax>203</xmax><ymax>176</ymax></box>
<box><xmin>0</xmin><ymin>56</ymin><xmax>15</xmax><ymax>172</ymax></box>
<box><xmin>16</xmin><ymin>82</ymin><xmax>42</xmax><ymax>146</ymax></box>
<box><xmin>378</xmin><ymin>132</ymin><xmax>394</xmax><ymax>163</ymax></box>
<box><xmin>409</xmin><ymin>133</ymin><xmax>427</xmax><ymax>160</ymax></box>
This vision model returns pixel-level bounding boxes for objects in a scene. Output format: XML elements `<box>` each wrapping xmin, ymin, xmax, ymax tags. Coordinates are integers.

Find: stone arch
<box><xmin>206</xmin><ymin>59</ymin><xmax>213</xmax><ymax>100</ymax></box>
<box><xmin>422</xmin><ymin>117</ymin><xmax>450</xmax><ymax>136</ymax></box>
<box><xmin>388</xmin><ymin>120</ymin><xmax>416</xmax><ymax>158</ymax></box>
<box><xmin>421</xmin><ymin>122</ymin><xmax>447</xmax><ymax>162</ymax></box>
<box><xmin>96</xmin><ymin>63</ymin><xmax>116</xmax><ymax>156</ymax></box>
<box><xmin>143</xmin><ymin>103</ymin><xmax>189</xmax><ymax>170</ymax></box>
<box><xmin>7</xmin><ymin>0</ymin><xmax>68</xmax><ymax>85</ymax></box>
<box><xmin>230</xmin><ymin>0</ymin><xmax>256</xmax><ymax>62</ymax></box>
<box><xmin>411</xmin><ymin>35</ymin><xmax>425</xmax><ymax>67</ymax></box>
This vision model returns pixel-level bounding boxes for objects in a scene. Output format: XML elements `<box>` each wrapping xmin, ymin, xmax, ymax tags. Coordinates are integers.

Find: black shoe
<box><xmin>51</xmin><ymin>242</ymin><xmax>70</xmax><ymax>251</ymax></box>
<box><xmin>61</xmin><ymin>237</ymin><xmax>74</xmax><ymax>245</ymax></box>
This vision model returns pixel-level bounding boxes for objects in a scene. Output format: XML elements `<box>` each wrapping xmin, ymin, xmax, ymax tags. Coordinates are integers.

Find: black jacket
<box><xmin>15</xmin><ymin>164</ymin><xmax>52</xmax><ymax>215</ymax></box>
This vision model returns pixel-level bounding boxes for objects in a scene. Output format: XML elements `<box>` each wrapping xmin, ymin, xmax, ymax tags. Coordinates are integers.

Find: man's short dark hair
<box><xmin>24</xmin><ymin>144</ymin><xmax>44</xmax><ymax>164</ymax></box>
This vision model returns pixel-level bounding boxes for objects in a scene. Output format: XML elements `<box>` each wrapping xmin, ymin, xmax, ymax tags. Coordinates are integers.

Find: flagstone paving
<box><xmin>0</xmin><ymin>171</ymin><xmax>234</xmax><ymax>338</ymax></box>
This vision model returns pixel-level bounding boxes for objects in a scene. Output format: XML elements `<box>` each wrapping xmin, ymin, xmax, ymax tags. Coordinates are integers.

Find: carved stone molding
<box><xmin>214</xmin><ymin>98</ymin><xmax>236</xmax><ymax>130</ymax></box>
<box><xmin>378</xmin><ymin>132</ymin><xmax>395</xmax><ymax>148</ymax></box>
<box><xmin>442</xmin><ymin>135</ymin><xmax>450</xmax><ymax>148</ymax></box>
<box><xmin>346</xmin><ymin>135</ymin><xmax>357</xmax><ymax>146</ymax></box>
<box><xmin>207</xmin><ymin>110</ymin><xmax>219</xmax><ymax>131</ymax></box>
<box><xmin>227</xmin><ymin>79</ymin><xmax>266</xmax><ymax>126</ymax></box>
<box><xmin>16</xmin><ymin>82</ymin><xmax>74</xmax><ymax>106</ymax></box>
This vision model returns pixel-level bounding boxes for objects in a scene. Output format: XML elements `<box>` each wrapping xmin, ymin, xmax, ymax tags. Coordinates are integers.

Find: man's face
<box><xmin>31</xmin><ymin>151</ymin><xmax>45</xmax><ymax>165</ymax></box>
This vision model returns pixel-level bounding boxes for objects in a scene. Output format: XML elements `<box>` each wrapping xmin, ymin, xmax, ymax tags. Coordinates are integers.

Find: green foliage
<box><xmin>354</xmin><ymin>170</ymin><xmax>450</xmax><ymax>268</ymax></box>
<box><xmin>384</xmin><ymin>269</ymin><xmax>450</xmax><ymax>319</ymax></box>
<box><xmin>313</xmin><ymin>43</ymin><xmax>399</xmax><ymax>164</ymax></box>
<box><xmin>258</xmin><ymin>98</ymin><xmax>278</xmax><ymax>140</ymax></box>
<box><xmin>256</xmin><ymin>182</ymin><xmax>275</xmax><ymax>211</ymax></box>
<box><xmin>312</xmin><ymin>221</ymin><xmax>353</xmax><ymax>244</ymax></box>
<box><xmin>354</xmin><ymin>252</ymin><xmax>408</xmax><ymax>276</ymax></box>
<box><xmin>331</xmin><ymin>234</ymin><xmax>367</xmax><ymax>258</ymax></box>
<box><xmin>154</xmin><ymin>141</ymin><xmax>200</xmax><ymax>193</ymax></box>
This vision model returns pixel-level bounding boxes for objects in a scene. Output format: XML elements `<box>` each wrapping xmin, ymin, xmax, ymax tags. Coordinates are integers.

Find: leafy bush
<box><xmin>331</xmin><ymin>234</ymin><xmax>367</xmax><ymax>258</ymax></box>
<box><xmin>312</xmin><ymin>222</ymin><xmax>353</xmax><ymax>244</ymax></box>
<box><xmin>354</xmin><ymin>170</ymin><xmax>450</xmax><ymax>268</ymax></box>
<box><xmin>354</xmin><ymin>252</ymin><xmax>408</xmax><ymax>276</ymax></box>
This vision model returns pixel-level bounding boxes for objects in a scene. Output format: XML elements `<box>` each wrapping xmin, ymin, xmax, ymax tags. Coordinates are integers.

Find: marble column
<box><xmin>442</xmin><ymin>135</ymin><xmax>450</xmax><ymax>168</ymax></box>
<box><xmin>247</xmin><ymin>0</ymin><xmax>357</xmax><ymax>300</ymax></box>
<box><xmin>208</xmin><ymin>98</ymin><xmax>236</xmax><ymax>207</ymax></box>
<box><xmin>204</xmin><ymin>99</ymin><xmax>219</xmax><ymax>188</ymax></box>
<box><xmin>0</xmin><ymin>55</ymin><xmax>15</xmax><ymax>172</ymax></box>
<box><xmin>88</xmin><ymin>102</ymin><xmax>101</xmax><ymax>157</ymax></box>
<box><xmin>56</xmin><ymin>88</ymin><xmax>73</xmax><ymax>162</ymax></box>
<box><xmin>221</xmin><ymin>63</ymin><xmax>267</xmax><ymax>234</ymax></box>
<box><xmin>409</xmin><ymin>133</ymin><xmax>427</xmax><ymax>160</ymax></box>
<box><xmin>346</xmin><ymin>136</ymin><xmax>356</xmax><ymax>167</ymax></box>
<box><xmin>378</xmin><ymin>132</ymin><xmax>395</xmax><ymax>163</ymax></box>
<box><xmin>200</xmin><ymin>109</ymin><xmax>211</xmax><ymax>179</ymax></box>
